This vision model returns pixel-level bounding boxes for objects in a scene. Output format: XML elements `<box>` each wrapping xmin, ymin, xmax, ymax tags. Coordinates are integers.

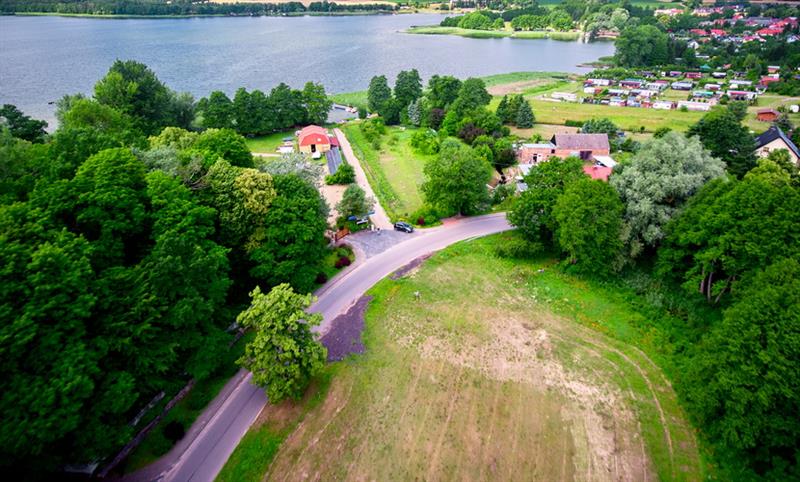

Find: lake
<box><xmin>0</xmin><ymin>14</ymin><xmax>614</xmax><ymax>125</ymax></box>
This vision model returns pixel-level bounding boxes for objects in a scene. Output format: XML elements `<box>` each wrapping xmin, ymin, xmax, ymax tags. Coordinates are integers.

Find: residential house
<box><xmin>686</xmin><ymin>72</ymin><xmax>703</xmax><ymax>79</ymax></box>
<box><xmin>755</xmin><ymin>126</ymin><xmax>800</xmax><ymax>166</ymax></box>
<box><xmin>552</xmin><ymin>92</ymin><xmax>578</xmax><ymax>102</ymax></box>
<box><xmin>678</xmin><ymin>100</ymin><xmax>714</xmax><ymax>111</ymax></box>
<box><xmin>517</xmin><ymin>133</ymin><xmax>611</xmax><ymax>164</ymax></box>
<box><xmin>727</xmin><ymin>90</ymin><xmax>758</xmax><ymax>101</ymax></box>
<box><xmin>653</xmin><ymin>100</ymin><xmax>675</xmax><ymax>110</ymax></box>
<box><xmin>711</xmin><ymin>71</ymin><xmax>728</xmax><ymax>78</ymax></box>
<box><xmin>583</xmin><ymin>164</ymin><xmax>613</xmax><ymax>181</ymax></box>
<box><xmin>671</xmin><ymin>81</ymin><xmax>694</xmax><ymax>90</ymax></box>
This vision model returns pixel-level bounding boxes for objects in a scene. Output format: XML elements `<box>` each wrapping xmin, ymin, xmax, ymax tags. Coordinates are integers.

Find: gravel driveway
<box><xmin>344</xmin><ymin>228</ymin><xmax>419</xmax><ymax>259</ymax></box>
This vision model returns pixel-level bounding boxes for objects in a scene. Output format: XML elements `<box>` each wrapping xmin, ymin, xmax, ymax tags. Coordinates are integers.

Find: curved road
<box><xmin>127</xmin><ymin>213</ymin><xmax>512</xmax><ymax>482</ymax></box>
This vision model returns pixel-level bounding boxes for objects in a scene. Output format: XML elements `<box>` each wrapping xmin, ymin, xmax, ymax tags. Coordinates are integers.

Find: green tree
<box><xmin>394</xmin><ymin>69</ymin><xmax>423</xmax><ymax>109</ymax></box>
<box><xmin>688</xmin><ymin>107</ymin><xmax>756</xmax><ymax>178</ymax></box>
<box><xmin>325</xmin><ymin>161</ymin><xmax>355</xmax><ymax>185</ymax></box>
<box><xmin>0</xmin><ymin>104</ymin><xmax>48</xmax><ymax>143</ymax></box>
<box><xmin>614</xmin><ymin>25</ymin><xmax>669</xmax><ymax>67</ymax></box>
<box><xmin>249</xmin><ymin>175</ymin><xmax>328</xmax><ymax>293</ymax></box>
<box><xmin>515</xmin><ymin>100</ymin><xmax>535</xmax><ymax>128</ymax></box>
<box><xmin>198</xmin><ymin>91</ymin><xmax>234</xmax><ymax>129</ymax></box>
<box><xmin>507</xmin><ymin>156</ymin><xmax>585</xmax><ymax>244</ymax></box>
<box><xmin>302</xmin><ymin>81</ymin><xmax>332</xmax><ymax>125</ymax></box>
<box><xmin>237</xmin><ymin>284</ymin><xmax>327</xmax><ymax>402</ymax></box>
<box><xmin>422</xmin><ymin>139</ymin><xmax>492</xmax><ymax>215</ymax></box>
<box><xmin>451</xmin><ymin>78</ymin><xmax>492</xmax><ymax>117</ymax></box>
<box><xmin>681</xmin><ymin>258</ymin><xmax>800</xmax><ymax>477</ymax></box>
<box><xmin>581</xmin><ymin>117</ymin><xmax>619</xmax><ymax>136</ymax></box>
<box><xmin>0</xmin><ymin>128</ymin><xmax>50</xmax><ymax>204</ymax></box>
<box><xmin>270</xmin><ymin>83</ymin><xmax>307</xmax><ymax>130</ymax></box>
<box><xmin>367</xmin><ymin>75</ymin><xmax>392</xmax><ymax>114</ymax></box>
<box><xmin>610</xmin><ymin>132</ymin><xmax>725</xmax><ymax>257</ymax></box>
<box><xmin>496</xmin><ymin>95</ymin><xmax>512</xmax><ymax>124</ymax></box>
<box><xmin>336</xmin><ymin>184</ymin><xmax>374</xmax><ymax>219</ymax></box>
<box><xmin>657</xmin><ymin>163</ymin><xmax>800</xmax><ymax>302</ymax></box>
<box><xmin>193</xmin><ymin>128</ymin><xmax>253</xmax><ymax>168</ymax></box>
<box><xmin>726</xmin><ymin>100</ymin><xmax>748</xmax><ymax>122</ymax></box>
<box><xmin>553</xmin><ymin>178</ymin><xmax>624</xmax><ymax>276</ymax></box>
<box><xmin>492</xmin><ymin>137</ymin><xmax>517</xmax><ymax>171</ymax></box>
<box><xmin>427</xmin><ymin>75</ymin><xmax>462</xmax><ymax>109</ymax></box>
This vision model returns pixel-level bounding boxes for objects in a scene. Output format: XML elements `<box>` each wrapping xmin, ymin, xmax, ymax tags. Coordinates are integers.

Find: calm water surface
<box><xmin>0</xmin><ymin>14</ymin><xmax>614</xmax><ymax>124</ymax></box>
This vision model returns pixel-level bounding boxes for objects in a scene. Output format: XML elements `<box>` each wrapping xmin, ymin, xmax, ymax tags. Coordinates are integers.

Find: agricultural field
<box><xmin>257</xmin><ymin>233</ymin><xmax>706</xmax><ymax>481</ymax></box>
<box><xmin>341</xmin><ymin>124</ymin><xmax>434</xmax><ymax>221</ymax></box>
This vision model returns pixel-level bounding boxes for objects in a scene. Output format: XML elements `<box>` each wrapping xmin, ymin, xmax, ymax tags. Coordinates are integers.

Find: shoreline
<box><xmin>2</xmin><ymin>10</ymin><xmax>400</xmax><ymax>19</ymax></box>
<box><xmin>405</xmin><ymin>25</ymin><xmax>585</xmax><ymax>41</ymax></box>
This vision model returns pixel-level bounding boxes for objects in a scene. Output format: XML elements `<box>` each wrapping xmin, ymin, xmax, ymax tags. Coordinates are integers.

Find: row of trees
<box><xmin>0</xmin><ymin>61</ymin><xmax>332</xmax><ymax>474</ymax></box>
<box><xmin>197</xmin><ymin>82</ymin><xmax>331</xmax><ymax>136</ymax></box>
<box><xmin>507</xmin><ymin>116</ymin><xmax>800</xmax><ymax>477</ymax></box>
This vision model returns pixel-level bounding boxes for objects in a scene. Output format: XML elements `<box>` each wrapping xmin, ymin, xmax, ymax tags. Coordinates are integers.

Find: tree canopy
<box><xmin>421</xmin><ymin>138</ymin><xmax>492</xmax><ymax>216</ymax></box>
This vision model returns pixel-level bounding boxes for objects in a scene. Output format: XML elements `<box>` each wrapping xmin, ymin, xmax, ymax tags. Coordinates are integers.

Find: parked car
<box><xmin>394</xmin><ymin>221</ymin><xmax>414</xmax><ymax>233</ymax></box>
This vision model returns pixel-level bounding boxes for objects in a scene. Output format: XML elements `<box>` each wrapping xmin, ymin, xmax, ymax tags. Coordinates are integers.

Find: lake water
<box><xmin>0</xmin><ymin>14</ymin><xmax>614</xmax><ymax>125</ymax></box>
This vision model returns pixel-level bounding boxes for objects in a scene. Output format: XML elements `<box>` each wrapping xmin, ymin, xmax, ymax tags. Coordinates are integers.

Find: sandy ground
<box><xmin>488</xmin><ymin>79</ymin><xmax>557</xmax><ymax>97</ymax></box>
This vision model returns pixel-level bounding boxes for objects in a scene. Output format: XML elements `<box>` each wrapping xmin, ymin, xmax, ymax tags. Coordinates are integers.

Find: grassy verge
<box><xmin>254</xmin><ymin>232</ymin><xmax>707</xmax><ymax>480</ymax></box>
<box><xmin>215</xmin><ymin>369</ymin><xmax>335</xmax><ymax>482</ymax></box>
<box><xmin>122</xmin><ymin>331</ymin><xmax>255</xmax><ymax>472</ymax></box>
<box><xmin>244</xmin><ymin>130</ymin><xmax>296</xmax><ymax>153</ymax></box>
<box><xmin>340</xmin><ymin>124</ymin><xmax>432</xmax><ymax>220</ymax></box>
<box><xmin>330</xmin><ymin>91</ymin><xmax>368</xmax><ymax>110</ymax></box>
<box><xmin>406</xmin><ymin>25</ymin><xmax>581</xmax><ymax>41</ymax></box>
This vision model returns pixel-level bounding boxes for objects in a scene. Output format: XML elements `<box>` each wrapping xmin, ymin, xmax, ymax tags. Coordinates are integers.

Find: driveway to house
<box><xmin>121</xmin><ymin>213</ymin><xmax>512</xmax><ymax>482</ymax></box>
<box><xmin>333</xmin><ymin>127</ymin><xmax>393</xmax><ymax>230</ymax></box>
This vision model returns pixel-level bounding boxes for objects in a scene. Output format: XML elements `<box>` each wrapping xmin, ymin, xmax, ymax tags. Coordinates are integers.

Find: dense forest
<box><xmin>0</xmin><ymin>61</ymin><xmax>333</xmax><ymax>475</ymax></box>
<box><xmin>0</xmin><ymin>0</ymin><xmax>395</xmax><ymax>16</ymax></box>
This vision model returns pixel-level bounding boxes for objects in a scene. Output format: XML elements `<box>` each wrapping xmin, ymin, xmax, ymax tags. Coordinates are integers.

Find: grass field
<box><xmin>341</xmin><ymin>124</ymin><xmax>433</xmax><ymax>220</ymax></box>
<box><xmin>330</xmin><ymin>91</ymin><xmax>369</xmax><ymax>110</ymax></box>
<box><xmin>244</xmin><ymin>130</ymin><xmax>295</xmax><ymax>153</ymax></box>
<box><xmin>256</xmin><ymin>233</ymin><xmax>706</xmax><ymax>481</ymax></box>
<box><xmin>407</xmin><ymin>25</ymin><xmax>581</xmax><ymax>41</ymax></box>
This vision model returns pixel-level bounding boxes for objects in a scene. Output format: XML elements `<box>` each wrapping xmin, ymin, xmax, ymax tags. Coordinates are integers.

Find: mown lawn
<box><xmin>252</xmin><ymin>233</ymin><xmax>707</xmax><ymax>481</ymax></box>
<box><xmin>341</xmin><ymin>124</ymin><xmax>434</xmax><ymax>221</ymax></box>
<box><xmin>244</xmin><ymin>130</ymin><xmax>296</xmax><ymax>153</ymax></box>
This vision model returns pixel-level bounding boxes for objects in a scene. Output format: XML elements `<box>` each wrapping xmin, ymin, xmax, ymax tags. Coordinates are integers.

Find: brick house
<box><xmin>517</xmin><ymin>133</ymin><xmax>611</xmax><ymax>164</ymax></box>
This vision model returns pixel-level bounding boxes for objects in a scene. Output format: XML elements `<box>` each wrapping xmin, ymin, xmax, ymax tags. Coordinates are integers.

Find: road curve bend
<box><xmin>127</xmin><ymin>213</ymin><xmax>512</xmax><ymax>482</ymax></box>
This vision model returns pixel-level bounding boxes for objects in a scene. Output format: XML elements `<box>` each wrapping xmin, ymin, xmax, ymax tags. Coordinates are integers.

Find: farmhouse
<box><xmin>755</xmin><ymin>126</ymin><xmax>800</xmax><ymax>165</ymax></box>
<box><xmin>517</xmin><ymin>133</ymin><xmax>610</xmax><ymax>164</ymax></box>
<box><xmin>757</xmin><ymin>109</ymin><xmax>780</xmax><ymax>122</ymax></box>
<box><xmin>297</xmin><ymin>125</ymin><xmax>332</xmax><ymax>154</ymax></box>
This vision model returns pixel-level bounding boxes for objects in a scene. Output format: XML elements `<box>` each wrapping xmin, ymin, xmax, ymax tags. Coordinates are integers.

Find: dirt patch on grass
<box><xmin>320</xmin><ymin>295</ymin><xmax>371</xmax><ymax>361</ymax></box>
<box><xmin>488</xmin><ymin>79</ymin><xmax>553</xmax><ymax>96</ymax></box>
<box><xmin>390</xmin><ymin>253</ymin><xmax>431</xmax><ymax>280</ymax></box>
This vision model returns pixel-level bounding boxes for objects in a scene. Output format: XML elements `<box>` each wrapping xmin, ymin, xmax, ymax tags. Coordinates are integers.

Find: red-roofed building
<box><xmin>690</xmin><ymin>29</ymin><xmax>707</xmax><ymax>36</ymax></box>
<box><xmin>757</xmin><ymin>108</ymin><xmax>780</xmax><ymax>122</ymax></box>
<box><xmin>298</xmin><ymin>125</ymin><xmax>332</xmax><ymax>154</ymax></box>
<box><xmin>710</xmin><ymin>29</ymin><xmax>726</xmax><ymax>37</ymax></box>
<box><xmin>757</xmin><ymin>27</ymin><xmax>785</xmax><ymax>36</ymax></box>
<box><xmin>583</xmin><ymin>164</ymin><xmax>613</xmax><ymax>182</ymax></box>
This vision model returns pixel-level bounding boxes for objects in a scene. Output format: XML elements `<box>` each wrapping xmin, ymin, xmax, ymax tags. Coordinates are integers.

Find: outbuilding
<box><xmin>756</xmin><ymin>108</ymin><xmax>780</xmax><ymax>122</ymax></box>
<box><xmin>297</xmin><ymin>125</ymin><xmax>332</xmax><ymax>154</ymax></box>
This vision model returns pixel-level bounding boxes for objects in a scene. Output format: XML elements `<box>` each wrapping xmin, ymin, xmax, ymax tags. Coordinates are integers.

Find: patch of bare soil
<box><xmin>487</xmin><ymin>79</ymin><xmax>551</xmax><ymax>96</ymax></box>
<box><xmin>390</xmin><ymin>254</ymin><xmax>431</xmax><ymax>280</ymax></box>
<box><xmin>319</xmin><ymin>295</ymin><xmax>371</xmax><ymax>361</ymax></box>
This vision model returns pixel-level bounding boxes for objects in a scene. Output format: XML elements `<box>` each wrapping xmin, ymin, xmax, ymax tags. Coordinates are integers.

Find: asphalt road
<box><xmin>129</xmin><ymin>213</ymin><xmax>512</xmax><ymax>482</ymax></box>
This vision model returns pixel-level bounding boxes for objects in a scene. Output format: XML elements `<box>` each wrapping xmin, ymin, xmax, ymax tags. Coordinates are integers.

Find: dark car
<box><xmin>394</xmin><ymin>221</ymin><xmax>414</xmax><ymax>233</ymax></box>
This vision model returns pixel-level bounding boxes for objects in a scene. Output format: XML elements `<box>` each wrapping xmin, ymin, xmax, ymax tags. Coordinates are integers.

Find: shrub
<box><xmin>416</xmin><ymin>216</ymin><xmax>426</xmax><ymax>226</ymax></box>
<box><xmin>564</xmin><ymin>119</ymin><xmax>584</xmax><ymax>128</ymax></box>
<box><xmin>410</xmin><ymin>128</ymin><xmax>441</xmax><ymax>155</ymax></box>
<box><xmin>334</xmin><ymin>256</ymin><xmax>352</xmax><ymax>269</ymax></box>
<box><xmin>163</xmin><ymin>421</ymin><xmax>185</xmax><ymax>442</ymax></box>
<box><xmin>494</xmin><ymin>236</ymin><xmax>542</xmax><ymax>259</ymax></box>
<box><xmin>315</xmin><ymin>272</ymin><xmax>328</xmax><ymax>284</ymax></box>
<box><xmin>325</xmin><ymin>162</ymin><xmax>356</xmax><ymax>185</ymax></box>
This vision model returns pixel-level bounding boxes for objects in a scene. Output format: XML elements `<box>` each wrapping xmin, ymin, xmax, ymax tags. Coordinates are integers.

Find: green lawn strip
<box><xmin>244</xmin><ymin>130</ymin><xmax>296</xmax><ymax>153</ymax></box>
<box><xmin>340</xmin><ymin>124</ymin><xmax>402</xmax><ymax>220</ymax></box>
<box><xmin>378</xmin><ymin>128</ymin><xmax>433</xmax><ymax>218</ymax></box>
<box><xmin>123</xmin><ymin>331</ymin><xmax>256</xmax><ymax>472</ymax></box>
<box><xmin>406</xmin><ymin>25</ymin><xmax>580</xmax><ymax>40</ymax></box>
<box><xmin>329</xmin><ymin>91</ymin><xmax>368</xmax><ymax>110</ymax></box>
<box><xmin>214</xmin><ymin>369</ymin><xmax>335</xmax><ymax>482</ymax></box>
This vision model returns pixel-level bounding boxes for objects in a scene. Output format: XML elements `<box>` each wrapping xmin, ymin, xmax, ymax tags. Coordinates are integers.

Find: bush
<box><xmin>491</xmin><ymin>183</ymin><xmax>516</xmax><ymax>205</ymax></box>
<box><xmin>416</xmin><ymin>216</ymin><xmax>426</xmax><ymax>226</ymax></box>
<box><xmin>411</xmin><ymin>204</ymin><xmax>442</xmax><ymax>226</ymax></box>
<box><xmin>494</xmin><ymin>236</ymin><xmax>542</xmax><ymax>259</ymax></box>
<box><xmin>163</xmin><ymin>421</ymin><xmax>185</xmax><ymax>443</ymax></box>
<box><xmin>334</xmin><ymin>256</ymin><xmax>351</xmax><ymax>269</ymax></box>
<box><xmin>325</xmin><ymin>161</ymin><xmax>356</xmax><ymax>185</ymax></box>
<box><xmin>564</xmin><ymin>119</ymin><xmax>584</xmax><ymax>128</ymax></box>
<box><xmin>315</xmin><ymin>272</ymin><xmax>328</xmax><ymax>284</ymax></box>
<box><xmin>410</xmin><ymin>128</ymin><xmax>441</xmax><ymax>155</ymax></box>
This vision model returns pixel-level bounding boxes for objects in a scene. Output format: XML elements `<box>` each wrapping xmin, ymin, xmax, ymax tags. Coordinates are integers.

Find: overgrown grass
<box><xmin>329</xmin><ymin>91</ymin><xmax>368</xmax><ymax>110</ymax></box>
<box><xmin>252</xmin><ymin>232</ymin><xmax>707</xmax><ymax>480</ymax></box>
<box><xmin>123</xmin><ymin>331</ymin><xmax>255</xmax><ymax>472</ymax></box>
<box><xmin>340</xmin><ymin>124</ymin><xmax>433</xmax><ymax>221</ymax></box>
<box><xmin>244</xmin><ymin>130</ymin><xmax>296</xmax><ymax>153</ymax></box>
<box><xmin>215</xmin><ymin>369</ymin><xmax>335</xmax><ymax>482</ymax></box>
<box><xmin>481</xmin><ymin>71</ymin><xmax>571</xmax><ymax>88</ymax></box>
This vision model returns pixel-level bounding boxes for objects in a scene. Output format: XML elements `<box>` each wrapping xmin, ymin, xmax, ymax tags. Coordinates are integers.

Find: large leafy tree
<box><xmin>614</xmin><ymin>25</ymin><xmax>669</xmax><ymax>67</ymax></box>
<box><xmin>270</xmin><ymin>83</ymin><xmax>307</xmax><ymax>130</ymax></box>
<box><xmin>658</xmin><ymin>161</ymin><xmax>800</xmax><ymax>302</ymax></box>
<box><xmin>0</xmin><ymin>104</ymin><xmax>47</xmax><ymax>143</ymax></box>
<box><xmin>0</xmin><ymin>128</ymin><xmax>50</xmax><ymax>204</ymax></box>
<box><xmin>249</xmin><ymin>174</ymin><xmax>328</xmax><ymax>293</ymax></box>
<box><xmin>681</xmin><ymin>258</ymin><xmax>800</xmax><ymax>477</ymax></box>
<box><xmin>94</xmin><ymin>60</ymin><xmax>192</xmax><ymax>134</ymax></box>
<box><xmin>336</xmin><ymin>184</ymin><xmax>374</xmax><ymax>219</ymax></box>
<box><xmin>394</xmin><ymin>69</ymin><xmax>422</xmax><ymax>109</ymax></box>
<box><xmin>302</xmin><ymin>81</ymin><xmax>332</xmax><ymax>125</ymax></box>
<box><xmin>367</xmin><ymin>75</ymin><xmax>392</xmax><ymax>114</ymax></box>
<box><xmin>507</xmin><ymin>156</ymin><xmax>585</xmax><ymax>244</ymax></box>
<box><xmin>610</xmin><ymin>132</ymin><xmax>726</xmax><ymax>257</ymax></box>
<box><xmin>422</xmin><ymin>139</ymin><xmax>492</xmax><ymax>216</ymax></box>
<box><xmin>197</xmin><ymin>90</ymin><xmax>234</xmax><ymax>129</ymax></box>
<box><xmin>237</xmin><ymin>284</ymin><xmax>326</xmax><ymax>402</ymax></box>
<box><xmin>553</xmin><ymin>177</ymin><xmax>624</xmax><ymax>276</ymax></box>
<box><xmin>450</xmin><ymin>77</ymin><xmax>492</xmax><ymax>117</ymax></box>
<box><xmin>687</xmin><ymin>107</ymin><xmax>756</xmax><ymax>178</ymax></box>
<box><xmin>427</xmin><ymin>75</ymin><xmax>462</xmax><ymax>110</ymax></box>
<box><xmin>193</xmin><ymin>128</ymin><xmax>253</xmax><ymax>168</ymax></box>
